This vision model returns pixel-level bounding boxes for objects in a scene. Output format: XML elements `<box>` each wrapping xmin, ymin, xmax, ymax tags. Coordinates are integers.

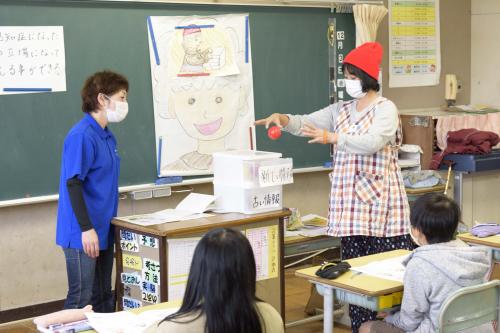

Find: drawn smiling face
<box><xmin>171</xmin><ymin>83</ymin><xmax>240</xmax><ymax>141</ymax></box>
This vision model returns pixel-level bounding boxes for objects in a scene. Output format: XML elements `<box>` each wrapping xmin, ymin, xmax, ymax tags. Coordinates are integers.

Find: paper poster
<box><xmin>142</xmin><ymin>258</ymin><xmax>161</xmax><ymax>285</ymax></box>
<box><xmin>246</xmin><ymin>225</ymin><xmax>279</xmax><ymax>281</ymax></box>
<box><xmin>123</xmin><ymin>254</ymin><xmax>142</xmax><ymax>271</ymax></box>
<box><xmin>167</xmin><ymin>237</ymin><xmax>200</xmax><ymax>301</ymax></box>
<box><xmin>258</xmin><ymin>163</ymin><xmax>294</xmax><ymax>187</ymax></box>
<box><xmin>389</xmin><ymin>0</ymin><xmax>441</xmax><ymax>87</ymax></box>
<box><xmin>147</xmin><ymin>14</ymin><xmax>255</xmax><ymax>176</ymax></box>
<box><xmin>140</xmin><ymin>235</ymin><xmax>159</xmax><ymax>248</ymax></box>
<box><xmin>122</xmin><ymin>297</ymin><xmax>142</xmax><ymax>310</ymax></box>
<box><xmin>0</xmin><ymin>26</ymin><xmax>66</xmax><ymax>94</ymax></box>
<box><xmin>121</xmin><ymin>272</ymin><xmax>142</xmax><ymax>286</ymax></box>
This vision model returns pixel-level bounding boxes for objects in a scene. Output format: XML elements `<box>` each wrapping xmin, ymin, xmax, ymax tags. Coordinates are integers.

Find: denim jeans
<box><xmin>62</xmin><ymin>246</ymin><xmax>115</xmax><ymax>312</ymax></box>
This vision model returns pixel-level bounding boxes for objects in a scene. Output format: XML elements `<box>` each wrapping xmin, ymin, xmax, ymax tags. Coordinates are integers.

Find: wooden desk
<box><xmin>112</xmin><ymin>209</ymin><xmax>290</xmax><ymax>316</ymax></box>
<box><xmin>458</xmin><ymin>233</ymin><xmax>500</xmax><ymax>260</ymax></box>
<box><xmin>296</xmin><ymin>249</ymin><xmax>411</xmax><ymax>333</ymax></box>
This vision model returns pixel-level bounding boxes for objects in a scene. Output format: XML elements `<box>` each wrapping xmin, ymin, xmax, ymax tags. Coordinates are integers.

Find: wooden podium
<box><xmin>112</xmin><ymin>209</ymin><xmax>290</xmax><ymax>316</ymax></box>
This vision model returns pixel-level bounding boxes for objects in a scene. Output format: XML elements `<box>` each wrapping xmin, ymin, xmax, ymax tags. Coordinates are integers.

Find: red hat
<box><xmin>183</xmin><ymin>26</ymin><xmax>201</xmax><ymax>36</ymax></box>
<box><xmin>343</xmin><ymin>42</ymin><xmax>383</xmax><ymax>80</ymax></box>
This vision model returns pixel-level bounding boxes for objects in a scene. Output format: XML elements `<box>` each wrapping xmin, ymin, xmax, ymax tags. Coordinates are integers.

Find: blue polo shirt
<box><xmin>56</xmin><ymin>114</ymin><xmax>120</xmax><ymax>250</ymax></box>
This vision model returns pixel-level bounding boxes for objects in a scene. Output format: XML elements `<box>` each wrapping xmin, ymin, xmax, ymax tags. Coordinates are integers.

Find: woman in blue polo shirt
<box><xmin>56</xmin><ymin>70</ymin><xmax>129</xmax><ymax>312</ymax></box>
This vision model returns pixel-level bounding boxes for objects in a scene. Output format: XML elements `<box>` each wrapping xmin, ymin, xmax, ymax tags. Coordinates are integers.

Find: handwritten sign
<box><xmin>249</xmin><ymin>190</ymin><xmax>281</xmax><ymax>210</ymax></box>
<box><xmin>120</xmin><ymin>240</ymin><xmax>139</xmax><ymax>252</ymax></box>
<box><xmin>0</xmin><ymin>26</ymin><xmax>66</xmax><ymax>94</ymax></box>
<box><xmin>123</xmin><ymin>297</ymin><xmax>141</xmax><ymax>310</ymax></box>
<box><xmin>120</xmin><ymin>230</ymin><xmax>137</xmax><ymax>241</ymax></box>
<box><xmin>142</xmin><ymin>258</ymin><xmax>161</xmax><ymax>285</ymax></box>
<box><xmin>142</xmin><ymin>291</ymin><xmax>159</xmax><ymax>304</ymax></box>
<box><xmin>121</xmin><ymin>272</ymin><xmax>141</xmax><ymax>286</ymax></box>
<box><xmin>123</xmin><ymin>254</ymin><xmax>142</xmax><ymax>270</ymax></box>
<box><xmin>140</xmin><ymin>235</ymin><xmax>159</xmax><ymax>248</ymax></box>
<box><xmin>258</xmin><ymin>164</ymin><xmax>293</xmax><ymax>187</ymax></box>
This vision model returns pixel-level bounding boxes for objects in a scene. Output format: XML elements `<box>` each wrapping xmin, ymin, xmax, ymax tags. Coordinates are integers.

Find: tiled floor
<box><xmin>0</xmin><ymin>266</ymin><xmax>351</xmax><ymax>333</ymax></box>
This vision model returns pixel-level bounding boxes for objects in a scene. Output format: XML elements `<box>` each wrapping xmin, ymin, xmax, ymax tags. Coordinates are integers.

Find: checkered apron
<box><xmin>327</xmin><ymin>98</ymin><xmax>410</xmax><ymax>237</ymax></box>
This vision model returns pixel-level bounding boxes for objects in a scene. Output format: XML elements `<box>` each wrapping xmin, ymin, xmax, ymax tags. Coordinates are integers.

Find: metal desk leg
<box><xmin>453</xmin><ymin>171</ymin><xmax>464</xmax><ymax>210</ymax></box>
<box><xmin>323</xmin><ymin>286</ymin><xmax>334</xmax><ymax>333</ymax></box>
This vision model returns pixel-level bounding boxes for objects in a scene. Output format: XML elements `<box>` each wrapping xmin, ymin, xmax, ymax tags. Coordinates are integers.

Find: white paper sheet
<box><xmin>0</xmin><ymin>26</ymin><xmax>66</xmax><ymax>94</ymax></box>
<box><xmin>86</xmin><ymin>308</ymin><xmax>179</xmax><ymax>333</ymax></box>
<box><xmin>119</xmin><ymin>193</ymin><xmax>215</xmax><ymax>226</ymax></box>
<box><xmin>350</xmin><ymin>254</ymin><xmax>410</xmax><ymax>282</ymax></box>
<box><xmin>175</xmin><ymin>193</ymin><xmax>215</xmax><ymax>214</ymax></box>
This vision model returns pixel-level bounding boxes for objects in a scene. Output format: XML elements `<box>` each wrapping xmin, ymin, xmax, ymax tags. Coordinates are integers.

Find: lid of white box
<box><xmin>213</xmin><ymin>150</ymin><xmax>282</xmax><ymax>160</ymax></box>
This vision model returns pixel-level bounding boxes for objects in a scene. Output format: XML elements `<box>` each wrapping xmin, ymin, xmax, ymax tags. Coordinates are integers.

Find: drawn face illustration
<box><xmin>182</xmin><ymin>31</ymin><xmax>202</xmax><ymax>54</ymax></box>
<box><xmin>171</xmin><ymin>84</ymin><xmax>241</xmax><ymax>141</ymax></box>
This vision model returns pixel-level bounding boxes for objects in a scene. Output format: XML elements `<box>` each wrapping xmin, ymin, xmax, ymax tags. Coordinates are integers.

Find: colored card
<box><xmin>123</xmin><ymin>254</ymin><xmax>142</xmax><ymax>270</ymax></box>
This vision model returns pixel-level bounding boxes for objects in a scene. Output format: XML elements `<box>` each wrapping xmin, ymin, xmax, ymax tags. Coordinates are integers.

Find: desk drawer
<box><xmin>284</xmin><ymin>237</ymin><xmax>340</xmax><ymax>257</ymax></box>
<box><xmin>335</xmin><ymin>289</ymin><xmax>402</xmax><ymax>312</ymax></box>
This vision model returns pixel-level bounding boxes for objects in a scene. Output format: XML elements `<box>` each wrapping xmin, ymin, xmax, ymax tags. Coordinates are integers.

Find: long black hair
<box><xmin>160</xmin><ymin>228</ymin><xmax>263</xmax><ymax>333</ymax></box>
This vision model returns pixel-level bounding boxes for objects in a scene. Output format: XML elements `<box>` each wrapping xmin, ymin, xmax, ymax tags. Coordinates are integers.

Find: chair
<box><xmin>437</xmin><ymin>280</ymin><xmax>500</xmax><ymax>333</ymax></box>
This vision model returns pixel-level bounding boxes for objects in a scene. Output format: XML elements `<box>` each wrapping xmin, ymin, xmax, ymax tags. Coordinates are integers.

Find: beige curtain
<box><xmin>353</xmin><ymin>4</ymin><xmax>388</xmax><ymax>46</ymax></box>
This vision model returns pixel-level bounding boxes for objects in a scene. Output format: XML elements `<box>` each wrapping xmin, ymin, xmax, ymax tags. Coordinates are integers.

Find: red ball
<box><xmin>267</xmin><ymin>126</ymin><xmax>282</xmax><ymax>140</ymax></box>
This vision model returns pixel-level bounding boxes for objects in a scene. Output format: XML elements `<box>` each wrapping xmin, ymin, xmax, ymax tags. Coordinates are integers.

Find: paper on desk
<box><xmin>175</xmin><ymin>193</ymin><xmax>215</xmax><ymax>214</ymax></box>
<box><xmin>119</xmin><ymin>193</ymin><xmax>215</xmax><ymax>226</ymax></box>
<box><xmin>86</xmin><ymin>308</ymin><xmax>179</xmax><ymax>333</ymax></box>
<box><xmin>350</xmin><ymin>254</ymin><xmax>410</xmax><ymax>282</ymax></box>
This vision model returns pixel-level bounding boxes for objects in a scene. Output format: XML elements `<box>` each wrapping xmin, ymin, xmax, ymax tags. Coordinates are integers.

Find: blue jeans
<box><xmin>63</xmin><ymin>246</ymin><xmax>115</xmax><ymax>312</ymax></box>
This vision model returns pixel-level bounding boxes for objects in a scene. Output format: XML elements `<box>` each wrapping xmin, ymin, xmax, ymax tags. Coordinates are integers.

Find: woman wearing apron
<box><xmin>256</xmin><ymin>42</ymin><xmax>413</xmax><ymax>332</ymax></box>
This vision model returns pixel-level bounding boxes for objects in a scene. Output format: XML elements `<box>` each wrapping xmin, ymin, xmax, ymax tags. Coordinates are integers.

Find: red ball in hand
<box><xmin>267</xmin><ymin>126</ymin><xmax>282</xmax><ymax>140</ymax></box>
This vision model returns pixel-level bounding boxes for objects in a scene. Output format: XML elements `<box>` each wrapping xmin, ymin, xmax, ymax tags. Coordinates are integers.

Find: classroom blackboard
<box><xmin>0</xmin><ymin>0</ymin><xmax>355</xmax><ymax>201</ymax></box>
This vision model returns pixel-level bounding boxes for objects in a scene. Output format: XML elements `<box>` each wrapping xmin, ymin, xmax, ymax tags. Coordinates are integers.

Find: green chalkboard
<box><xmin>0</xmin><ymin>0</ymin><xmax>355</xmax><ymax>201</ymax></box>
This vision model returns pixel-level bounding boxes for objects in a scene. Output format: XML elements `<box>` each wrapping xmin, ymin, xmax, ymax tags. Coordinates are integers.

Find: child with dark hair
<box><xmin>360</xmin><ymin>194</ymin><xmax>491</xmax><ymax>333</ymax></box>
<box><xmin>146</xmin><ymin>228</ymin><xmax>283</xmax><ymax>333</ymax></box>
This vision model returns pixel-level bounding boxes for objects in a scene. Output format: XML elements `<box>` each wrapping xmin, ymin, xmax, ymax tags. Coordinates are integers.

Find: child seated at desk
<box><xmin>145</xmin><ymin>228</ymin><xmax>284</xmax><ymax>333</ymax></box>
<box><xmin>360</xmin><ymin>193</ymin><xmax>491</xmax><ymax>333</ymax></box>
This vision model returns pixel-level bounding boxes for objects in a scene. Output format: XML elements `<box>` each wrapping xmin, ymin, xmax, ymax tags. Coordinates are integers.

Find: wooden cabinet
<box><xmin>112</xmin><ymin>209</ymin><xmax>290</xmax><ymax>316</ymax></box>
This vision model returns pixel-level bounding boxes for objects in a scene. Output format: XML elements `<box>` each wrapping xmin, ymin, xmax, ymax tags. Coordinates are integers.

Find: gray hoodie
<box><xmin>385</xmin><ymin>240</ymin><xmax>491</xmax><ymax>333</ymax></box>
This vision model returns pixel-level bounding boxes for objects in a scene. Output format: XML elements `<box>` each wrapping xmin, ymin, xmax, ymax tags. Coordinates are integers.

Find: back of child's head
<box><xmin>410</xmin><ymin>193</ymin><xmax>460</xmax><ymax>244</ymax></box>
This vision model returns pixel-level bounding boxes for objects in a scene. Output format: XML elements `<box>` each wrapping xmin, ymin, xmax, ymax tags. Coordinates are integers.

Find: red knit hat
<box><xmin>343</xmin><ymin>42</ymin><xmax>383</xmax><ymax>80</ymax></box>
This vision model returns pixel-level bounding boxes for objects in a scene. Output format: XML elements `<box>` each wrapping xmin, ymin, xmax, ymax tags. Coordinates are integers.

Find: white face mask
<box><xmin>104</xmin><ymin>95</ymin><xmax>128</xmax><ymax>123</ymax></box>
<box><xmin>409</xmin><ymin>227</ymin><xmax>421</xmax><ymax>246</ymax></box>
<box><xmin>345</xmin><ymin>79</ymin><xmax>367</xmax><ymax>99</ymax></box>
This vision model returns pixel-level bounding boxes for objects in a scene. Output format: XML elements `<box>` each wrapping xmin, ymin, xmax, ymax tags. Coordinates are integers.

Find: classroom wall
<box><xmin>471</xmin><ymin>0</ymin><xmax>500</xmax><ymax>106</ymax></box>
<box><xmin>379</xmin><ymin>0</ymin><xmax>471</xmax><ymax>109</ymax></box>
<box><xmin>0</xmin><ymin>171</ymin><xmax>331</xmax><ymax>311</ymax></box>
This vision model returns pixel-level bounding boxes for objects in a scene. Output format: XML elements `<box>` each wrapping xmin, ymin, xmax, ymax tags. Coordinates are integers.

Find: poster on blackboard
<box><xmin>0</xmin><ymin>26</ymin><xmax>66</xmax><ymax>94</ymax></box>
<box><xmin>147</xmin><ymin>14</ymin><xmax>255</xmax><ymax>177</ymax></box>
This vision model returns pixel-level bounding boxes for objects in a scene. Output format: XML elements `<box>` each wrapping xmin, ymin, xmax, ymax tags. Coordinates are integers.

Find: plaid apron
<box><xmin>327</xmin><ymin>98</ymin><xmax>410</xmax><ymax>237</ymax></box>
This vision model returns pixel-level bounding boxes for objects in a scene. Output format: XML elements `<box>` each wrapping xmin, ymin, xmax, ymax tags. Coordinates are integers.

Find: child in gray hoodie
<box><xmin>360</xmin><ymin>193</ymin><xmax>492</xmax><ymax>333</ymax></box>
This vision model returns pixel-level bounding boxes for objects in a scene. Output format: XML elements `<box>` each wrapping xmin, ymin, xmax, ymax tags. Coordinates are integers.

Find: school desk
<box><xmin>295</xmin><ymin>249</ymin><xmax>411</xmax><ymax>333</ymax></box>
<box><xmin>112</xmin><ymin>209</ymin><xmax>290</xmax><ymax>316</ymax></box>
<box><xmin>458</xmin><ymin>233</ymin><xmax>500</xmax><ymax>261</ymax></box>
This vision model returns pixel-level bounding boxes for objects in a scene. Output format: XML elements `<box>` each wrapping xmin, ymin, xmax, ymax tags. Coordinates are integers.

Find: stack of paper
<box><xmin>120</xmin><ymin>193</ymin><xmax>215</xmax><ymax>226</ymax></box>
<box><xmin>86</xmin><ymin>308</ymin><xmax>179</xmax><ymax>333</ymax></box>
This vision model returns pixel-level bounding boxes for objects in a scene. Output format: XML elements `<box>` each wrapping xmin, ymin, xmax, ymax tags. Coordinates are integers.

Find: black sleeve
<box><xmin>66</xmin><ymin>177</ymin><xmax>93</xmax><ymax>232</ymax></box>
